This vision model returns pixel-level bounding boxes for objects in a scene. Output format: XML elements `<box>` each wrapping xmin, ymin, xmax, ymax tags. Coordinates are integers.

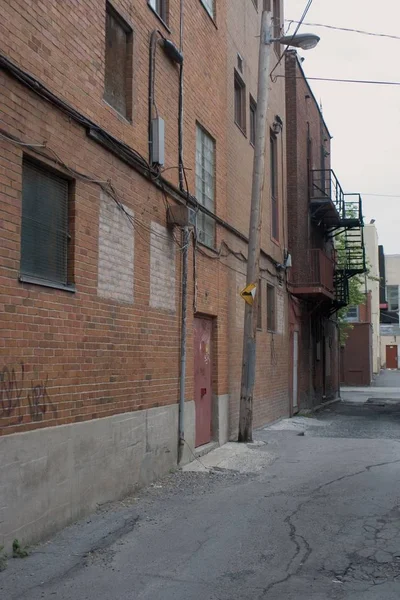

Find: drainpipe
<box><xmin>178</xmin><ymin>226</ymin><xmax>190</xmax><ymax>463</ymax></box>
<box><xmin>178</xmin><ymin>0</ymin><xmax>185</xmax><ymax>191</ymax></box>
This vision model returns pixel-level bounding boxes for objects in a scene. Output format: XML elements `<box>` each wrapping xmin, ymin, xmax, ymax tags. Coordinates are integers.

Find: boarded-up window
<box><xmin>20</xmin><ymin>160</ymin><xmax>70</xmax><ymax>287</ymax></box>
<box><xmin>104</xmin><ymin>2</ymin><xmax>132</xmax><ymax>119</ymax></box>
<box><xmin>267</xmin><ymin>284</ymin><xmax>276</xmax><ymax>332</ymax></box>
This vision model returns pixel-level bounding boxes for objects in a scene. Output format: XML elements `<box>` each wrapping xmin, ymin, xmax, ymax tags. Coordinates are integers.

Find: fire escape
<box><xmin>310</xmin><ymin>169</ymin><xmax>366</xmax><ymax>313</ymax></box>
<box><xmin>289</xmin><ymin>169</ymin><xmax>366</xmax><ymax>314</ymax></box>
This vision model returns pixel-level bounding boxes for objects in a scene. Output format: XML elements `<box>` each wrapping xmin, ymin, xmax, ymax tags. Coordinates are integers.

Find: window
<box><xmin>267</xmin><ymin>284</ymin><xmax>276</xmax><ymax>331</ymax></box>
<box><xmin>20</xmin><ymin>160</ymin><xmax>72</xmax><ymax>288</ymax></box>
<box><xmin>234</xmin><ymin>71</ymin><xmax>246</xmax><ymax>133</ymax></box>
<box><xmin>249</xmin><ymin>96</ymin><xmax>257</xmax><ymax>146</ymax></box>
<box><xmin>273</xmin><ymin>0</ymin><xmax>282</xmax><ymax>54</ymax></box>
<box><xmin>104</xmin><ymin>2</ymin><xmax>133</xmax><ymax>119</ymax></box>
<box><xmin>200</xmin><ymin>0</ymin><xmax>215</xmax><ymax>19</ymax></box>
<box><xmin>387</xmin><ymin>285</ymin><xmax>399</xmax><ymax>312</ymax></box>
<box><xmin>237</xmin><ymin>53</ymin><xmax>243</xmax><ymax>74</ymax></box>
<box><xmin>148</xmin><ymin>0</ymin><xmax>168</xmax><ymax>23</ymax></box>
<box><xmin>257</xmin><ymin>279</ymin><xmax>262</xmax><ymax>330</ymax></box>
<box><xmin>345</xmin><ymin>306</ymin><xmax>360</xmax><ymax>322</ymax></box>
<box><xmin>270</xmin><ymin>131</ymin><xmax>279</xmax><ymax>240</ymax></box>
<box><xmin>195</xmin><ymin>125</ymin><xmax>215</xmax><ymax>247</ymax></box>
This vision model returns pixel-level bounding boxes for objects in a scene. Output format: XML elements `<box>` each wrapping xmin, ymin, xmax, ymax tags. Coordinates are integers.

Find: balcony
<box><xmin>289</xmin><ymin>249</ymin><xmax>335</xmax><ymax>300</ymax></box>
<box><xmin>310</xmin><ymin>169</ymin><xmax>343</xmax><ymax>227</ymax></box>
<box><xmin>310</xmin><ymin>170</ymin><xmax>364</xmax><ymax>230</ymax></box>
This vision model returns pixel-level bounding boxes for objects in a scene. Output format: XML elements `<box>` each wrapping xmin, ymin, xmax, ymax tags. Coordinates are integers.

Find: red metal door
<box><xmin>194</xmin><ymin>317</ymin><xmax>212</xmax><ymax>447</ymax></box>
<box><xmin>386</xmin><ymin>345</ymin><xmax>398</xmax><ymax>369</ymax></box>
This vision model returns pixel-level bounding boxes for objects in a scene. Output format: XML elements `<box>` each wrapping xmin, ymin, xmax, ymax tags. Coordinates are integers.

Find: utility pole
<box><xmin>238</xmin><ymin>12</ymin><xmax>320</xmax><ymax>442</ymax></box>
<box><xmin>238</xmin><ymin>9</ymin><xmax>272</xmax><ymax>443</ymax></box>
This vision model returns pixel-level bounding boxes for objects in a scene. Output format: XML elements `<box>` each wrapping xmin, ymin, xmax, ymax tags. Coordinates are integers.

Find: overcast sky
<box><xmin>285</xmin><ymin>0</ymin><xmax>400</xmax><ymax>254</ymax></box>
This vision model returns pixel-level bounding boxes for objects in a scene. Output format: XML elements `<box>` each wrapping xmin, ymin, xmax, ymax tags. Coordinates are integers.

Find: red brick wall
<box><xmin>0</xmin><ymin>0</ymin><xmax>289</xmax><ymax>439</ymax></box>
<box><xmin>286</xmin><ymin>51</ymin><xmax>339</xmax><ymax>409</ymax></box>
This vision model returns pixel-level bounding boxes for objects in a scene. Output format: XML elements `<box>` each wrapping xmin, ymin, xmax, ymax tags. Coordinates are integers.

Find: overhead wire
<box><xmin>270</xmin><ymin>0</ymin><xmax>314</xmax><ymax>81</ymax></box>
<box><xmin>276</xmin><ymin>75</ymin><xmax>400</xmax><ymax>86</ymax></box>
<box><xmin>0</xmin><ymin>126</ymin><xmax>187</xmax><ymax>252</ymax></box>
<box><xmin>285</xmin><ymin>20</ymin><xmax>400</xmax><ymax>41</ymax></box>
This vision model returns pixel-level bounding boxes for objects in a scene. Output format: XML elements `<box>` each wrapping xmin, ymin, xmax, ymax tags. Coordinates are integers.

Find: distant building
<box><xmin>341</xmin><ymin>223</ymin><xmax>380</xmax><ymax>385</ymax></box>
<box><xmin>285</xmin><ymin>50</ymin><xmax>366</xmax><ymax>407</ymax></box>
<box><xmin>380</xmin><ymin>254</ymin><xmax>400</xmax><ymax>368</ymax></box>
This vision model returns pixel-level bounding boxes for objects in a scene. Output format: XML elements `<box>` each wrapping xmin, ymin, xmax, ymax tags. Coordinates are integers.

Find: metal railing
<box><xmin>310</xmin><ymin>169</ymin><xmax>345</xmax><ymax>215</ymax></box>
<box><xmin>291</xmin><ymin>249</ymin><xmax>335</xmax><ymax>293</ymax></box>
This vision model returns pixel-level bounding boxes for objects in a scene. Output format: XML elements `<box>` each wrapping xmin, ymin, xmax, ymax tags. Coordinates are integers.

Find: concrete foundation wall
<box><xmin>0</xmin><ymin>402</ymin><xmax>195</xmax><ymax>552</ymax></box>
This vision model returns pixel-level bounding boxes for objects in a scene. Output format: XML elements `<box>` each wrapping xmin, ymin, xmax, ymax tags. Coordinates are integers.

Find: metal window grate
<box><xmin>195</xmin><ymin>125</ymin><xmax>215</xmax><ymax>247</ymax></box>
<box><xmin>20</xmin><ymin>160</ymin><xmax>69</xmax><ymax>285</ymax></box>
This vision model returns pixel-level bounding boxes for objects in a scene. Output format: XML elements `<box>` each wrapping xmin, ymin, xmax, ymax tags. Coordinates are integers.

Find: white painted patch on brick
<box><xmin>277</xmin><ymin>287</ymin><xmax>285</xmax><ymax>334</ymax></box>
<box><xmin>98</xmin><ymin>191</ymin><xmax>134</xmax><ymax>303</ymax></box>
<box><xmin>150</xmin><ymin>221</ymin><xmax>175</xmax><ymax>311</ymax></box>
<box><xmin>236</xmin><ymin>271</ymin><xmax>246</xmax><ymax>328</ymax></box>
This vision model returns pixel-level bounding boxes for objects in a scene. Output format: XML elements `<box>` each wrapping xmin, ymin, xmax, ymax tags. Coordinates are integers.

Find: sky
<box><xmin>285</xmin><ymin>0</ymin><xmax>400</xmax><ymax>254</ymax></box>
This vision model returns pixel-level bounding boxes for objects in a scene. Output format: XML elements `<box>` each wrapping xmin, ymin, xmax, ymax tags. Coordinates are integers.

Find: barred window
<box><xmin>20</xmin><ymin>160</ymin><xmax>71</xmax><ymax>288</ymax></box>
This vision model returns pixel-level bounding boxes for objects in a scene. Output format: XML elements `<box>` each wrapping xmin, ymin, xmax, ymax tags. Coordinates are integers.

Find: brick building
<box><xmin>0</xmin><ymin>0</ymin><xmax>288</xmax><ymax>549</ymax></box>
<box><xmin>285</xmin><ymin>50</ymin><xmax>366</xmax><ymax>410</ymax></box>
<box><xmin>340</xmin><ymin>293</ymin><xmax>373</xmax><ymax>386</ymax></box>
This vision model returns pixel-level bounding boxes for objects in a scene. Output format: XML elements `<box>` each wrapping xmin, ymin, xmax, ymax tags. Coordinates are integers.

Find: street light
<box><xmin>238</xmin><ymin>13</ymin><xmax>320</xmax><ymax>443</ymax></box>
<box><xmin>276</xmin><ymin>33</ymin><xmax>320</xmax><ymax>50</ymax></box>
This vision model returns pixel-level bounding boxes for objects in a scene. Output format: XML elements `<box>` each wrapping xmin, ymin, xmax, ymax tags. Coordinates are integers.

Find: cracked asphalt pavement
<box><xmin>2</xmin><ymin>398</ymin><xmax>400</xmax><ymax>599</ymax></box>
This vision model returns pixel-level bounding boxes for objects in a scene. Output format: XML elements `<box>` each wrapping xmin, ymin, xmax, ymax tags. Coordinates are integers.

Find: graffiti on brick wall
<box><xmin>0</xmin><ymin>362</ymin><xmax>57</xmax><ymax>427</ymax></box>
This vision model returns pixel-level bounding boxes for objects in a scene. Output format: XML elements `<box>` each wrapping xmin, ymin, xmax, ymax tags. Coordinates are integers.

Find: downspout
<box><xmin>177</xmin><ymin>0</ymin><xmax>187</xmax><ymax>462</ymax></box>
<box><xmin>178</xmin><ymin>0</ymin><xmax>185</xmax><ymax>191</ymax></box>
<box><xmin>148</xmin><ymin>30</ymin><xmax>159</xmax><ymax>164</ymax></box>
<box><xmin>178</xmin><ymin>227</ymin><xmax>190</xmax><ymax>462</ymax></box>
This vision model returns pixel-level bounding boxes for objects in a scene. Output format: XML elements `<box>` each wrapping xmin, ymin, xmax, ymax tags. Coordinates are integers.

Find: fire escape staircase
<box><xmin>310</xmin><ymin>170</ymin><xmax>366</xmax><ymax>314</ymax></box>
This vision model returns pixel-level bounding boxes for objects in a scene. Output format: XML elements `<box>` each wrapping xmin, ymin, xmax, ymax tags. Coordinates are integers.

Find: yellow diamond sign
<box><xmin>240</xmin><ymin>283</ymin><xmax>257</xmax><ymax>306</ymax></box>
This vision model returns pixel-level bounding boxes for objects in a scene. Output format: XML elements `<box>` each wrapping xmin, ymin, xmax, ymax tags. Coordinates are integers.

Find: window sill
<box><xmin>19</xmin><ymin>274</ymin><xmax>76</xmax><ymax>293</ymax></box>
<box><xmin>147</xmin><ymin>3</ymin><xmax>171</xmax><ymax>33</ymax></box>
<box><xmin>197</xmin><ymin>238</ymin><xmax>218</xmax><ymax>253</ymax></box>
<box><xmin>234</xmin><ymin>121</ymin><xmax>247</xmax><ymax>138</ymax></box>
<box><xmin>199</xmin><ymin>1</ymin><xmax>218</xmax><ymax>29</ymax></box>
<box><xmin>102</xmin><ymin>98</ymin><xmax>132</xmax><ymax>125</ymax></box>
<box><xmin>271</xmin><ymin>236</ymin><xmax>281</xmax><ymax>248</ymax></box>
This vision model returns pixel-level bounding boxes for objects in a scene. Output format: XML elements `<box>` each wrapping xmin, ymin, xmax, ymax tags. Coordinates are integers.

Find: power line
<box><xmin>270</xmin><ymin>0</ymin><xmax>314</xmax><ymax>80</ymax></box>
<box><xmin>362</xmin><ymin>193</ymin><xmax>400</xmax><ymax>198</ymax></box>
<box><xmin>285</xmin><ymin>20</ymin><xmax>400</xmax><ymax>41</ymax></box>
<box><xmin>278</xmin><ymin>75</ymin><xmax>400</xmax><ymax>86</ymax></box>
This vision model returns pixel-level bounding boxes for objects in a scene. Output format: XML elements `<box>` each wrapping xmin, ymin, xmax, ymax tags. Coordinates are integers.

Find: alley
<box><xmin>1</xmin><ymin>400</ymin><xmax>400</xmax><ymax>600</ymax></box>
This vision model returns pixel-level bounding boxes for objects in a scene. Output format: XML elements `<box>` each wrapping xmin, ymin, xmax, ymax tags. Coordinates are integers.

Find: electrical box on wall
<box><xmin>167</xmin><ymin>205</ymin><xmax>196</xmax><ymax>228</ymax></box>
<box><xmin>151</xmin><ymin>117</ymin><xmax>165</xmax><ymax>166</ymax></box>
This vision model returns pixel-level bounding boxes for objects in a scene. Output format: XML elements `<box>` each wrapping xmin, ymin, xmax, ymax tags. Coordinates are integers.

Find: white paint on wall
<box><xmin>98</xmin><ymin>191</ymin><xmax>134</xmax><ymax>303</ymax></box>
<box><xmin>150</xmin><ymin>222</ymin><xmax>176</xmax><ymax>311</ymax></box>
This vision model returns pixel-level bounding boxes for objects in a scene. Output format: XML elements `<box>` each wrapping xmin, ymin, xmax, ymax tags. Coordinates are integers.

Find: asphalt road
<box><xmin>2</xmin><ymin>400</ymin><xmax>400</xmax><ymax>599</ymax></box>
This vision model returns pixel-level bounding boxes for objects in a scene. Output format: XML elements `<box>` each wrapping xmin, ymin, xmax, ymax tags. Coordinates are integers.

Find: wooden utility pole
<box><xmin>238</xmin><ymin>10</ymin><xmax>272</xmax><ymax>443</ymax></box>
